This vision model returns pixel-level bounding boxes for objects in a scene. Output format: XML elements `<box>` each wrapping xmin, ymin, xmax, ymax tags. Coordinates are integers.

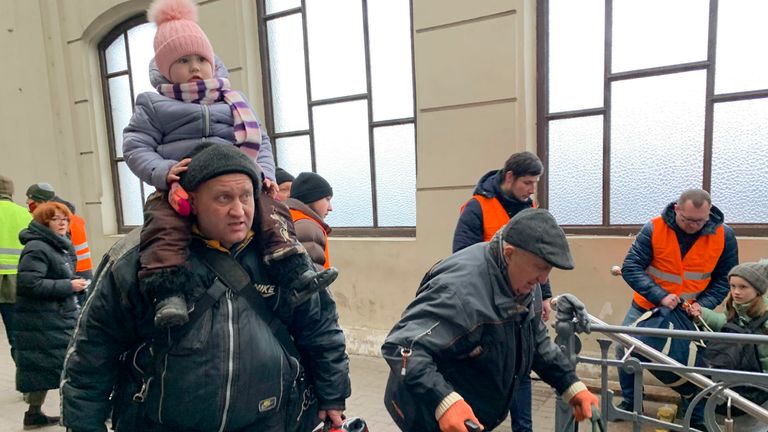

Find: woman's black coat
<box><xmin>14</xmin><ymin>220</ymin><xmax>78</xmax><ymax>393</ymax></box>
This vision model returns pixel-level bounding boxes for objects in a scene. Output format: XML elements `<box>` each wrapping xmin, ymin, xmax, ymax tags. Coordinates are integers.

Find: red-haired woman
<box><xmin>14</xmin><ymin>201</ymin><xmax>88</xmax><ymax>429</ymax></box>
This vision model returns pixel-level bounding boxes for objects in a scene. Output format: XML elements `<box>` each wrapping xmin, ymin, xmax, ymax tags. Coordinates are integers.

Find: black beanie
<box><xmin>179</xmin><ymin>144</ymin><xmax>263</xmax><ymax>192</ymax></box>
<box><xmin>275</xmin><ymin>167</ymin><xmax>295</xmax><ymax>185</ymax></box>
<box><xmin>291</xmin><ymin>172</ymin><xmax>333</xmax><ymax>204</ymax></box>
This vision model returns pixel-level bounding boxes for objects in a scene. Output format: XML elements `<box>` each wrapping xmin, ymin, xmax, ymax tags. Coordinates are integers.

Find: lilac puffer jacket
<box><xmin>123</xmin><ymin>58</ymin><xmax>275</xmax><ymax>190</ymax></box>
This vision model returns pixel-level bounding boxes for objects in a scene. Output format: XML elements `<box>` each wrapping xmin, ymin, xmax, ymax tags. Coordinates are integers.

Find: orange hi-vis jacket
<box><xmin>633</xmin><ymin>216</ymin><xmax>725</xmax><ymax>310</ymax></box>
<box><xmin>461</xmin><ymin>194</ymin><xmax>536</xmax><ymax>242</ymax></box>
<box><xmin>69</xmin><ymin>214</ymin><xmax>93</xmax><ymax>274</ymax></box>
<box><xmin>289</xmin><ymin>208</ymin><xmax>330</xmax><ymax>269</ymax></box>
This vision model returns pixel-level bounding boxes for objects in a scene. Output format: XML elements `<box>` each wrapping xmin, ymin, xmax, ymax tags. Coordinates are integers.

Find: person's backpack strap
<box><xmin>185</xmin><ymin>277</ymin><xmax>228</xmax><ymax>325</ymax></box>
<box><xmin>197</xmin><ymin>245</ymin><xmax>297</xmax><ymax>353</ymax></box>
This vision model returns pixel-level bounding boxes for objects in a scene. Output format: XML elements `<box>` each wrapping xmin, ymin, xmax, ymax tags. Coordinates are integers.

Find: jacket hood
<box><xmin>661</xmin><ymin>201</ymin><xmax>725</xmax><ymax>235</ymax></box>
<box><xmin>473</xmin><ymin>169</ymin><xmax>534</xmax><ymax>207</ymax></box>
<box><xmin>286</xmin><ymin>197</ymin><xmax>331</xmax><ymax>233</ymax></box>
<box><xmin>472</xmin><ymin>170</ymin><xmax>501</xmax><ymax>197</ymax></box>
<box><xmin>19</xmin><ymin>220</ymin><xmax>73</xmax><ymax>251</ymax></box>
<box><xmin>149</xmin><ymin>55</ymin><xmax>230</xmax><ymax>88</ymax></box>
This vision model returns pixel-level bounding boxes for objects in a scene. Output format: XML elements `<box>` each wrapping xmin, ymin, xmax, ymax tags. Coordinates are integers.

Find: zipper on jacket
<box><xmin>157</xmin><ymin>330</ymin><xmax>172</xmax><ymax>423</ymax></box>
<box><xmin>202</xmin><ymin>104</ymin><xmax>211</xmax><ymax>138</ymax></box>
<box><xmin>218</xmin><ymin>288</ymin><xmax>236</xmax><ymax>432</ymax></box>
<box><xmin>399</xmin><ymin>321</ymin><xmax>440</xmax><ymax>376</ymax></box>
<box><xmin>158</xmin><ymin>352</ymin><xmax>168</xmax><ymax>422</ymax></box>
<box><xmin>131</xmin><ymin>342</ymin><xmax>151</xmax><ymax>403</ymax></box>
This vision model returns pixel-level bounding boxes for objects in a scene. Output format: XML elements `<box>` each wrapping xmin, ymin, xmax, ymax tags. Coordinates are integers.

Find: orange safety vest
<box><xmin>460</xmin><ymin>194</ymin><xmax>536</xmax><ymax>242</ymax></box>
<box><xmin>633</xmin><ymin>216</ymin><xmax>725</xmax><ymax>310</ymax></box>
<box><xmin>69</xmin><ymin>214</ymin><xmax>93</xmax><ymax>273</ymax></box>
<box><xmin>289</xmin><ymin>208</ymin><xmax>330</xmax><ymax>269</ymax></box>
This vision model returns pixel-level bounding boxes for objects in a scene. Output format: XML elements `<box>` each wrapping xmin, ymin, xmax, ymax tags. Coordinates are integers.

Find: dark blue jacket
<box><xmin>452</xmin><ymin>171</ymin><xmax>552</xmax><ymax>298</ymax></box>
<box><xmin>621</xmin><ymin>202</ymin><xmax>738</xmax><ymax>310</ymax></box>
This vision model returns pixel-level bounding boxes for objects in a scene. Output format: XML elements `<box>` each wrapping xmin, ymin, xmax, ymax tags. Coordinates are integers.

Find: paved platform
<box><xmin>0</xmin><ymin>322</ymin><xmax>657</xmax><ymax>431</ymax></box>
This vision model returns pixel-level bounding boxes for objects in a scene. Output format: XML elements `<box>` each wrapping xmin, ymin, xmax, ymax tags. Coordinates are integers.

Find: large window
<box><xmin>99</xmin><ymin>17</ymin><xmax>157</xmax><ymax>232</ymax></box>
<box><xmin>258</xmin><ymin>0</ymin><xmax>416</xmax><ymax>235</ymax></box>
<box><xmin>538</xmin><ymin>0</ymin><xmax>768</xmax><ymax>235</ymax></box>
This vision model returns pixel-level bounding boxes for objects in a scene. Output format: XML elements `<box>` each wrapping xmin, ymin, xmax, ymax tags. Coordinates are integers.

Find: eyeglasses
<box><xmin>677</xmin><ymin>213</ymin><xmax>707</xmax><ymax>226</ymax></box>
<box><xmin>50</xmin><ymin>217</ymin><xmax>70</xmax><ymax>223</ymax></box>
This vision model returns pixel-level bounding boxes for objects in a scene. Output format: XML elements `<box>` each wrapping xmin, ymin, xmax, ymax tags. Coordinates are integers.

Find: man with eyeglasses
<box><xmin>615</xmin><ymin>188</ymin><xmax>738</xmax><ymax>418</ymax></box>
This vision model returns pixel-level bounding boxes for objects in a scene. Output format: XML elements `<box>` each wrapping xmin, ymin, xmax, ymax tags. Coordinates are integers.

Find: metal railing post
<box><xmin>554</xmin><ymin>306</ymin><xmax>577</xmax><ymax>432</ymax></box>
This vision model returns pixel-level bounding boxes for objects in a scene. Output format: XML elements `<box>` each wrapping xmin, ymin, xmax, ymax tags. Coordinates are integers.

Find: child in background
<box><xmin>689</xmin><ymin>260</ymin><xmax>768</xmax><ymax>372</ymax></box>
<box><xmin>123</xmin><ymin>0</ymin><xmax>336</xmax><ymax>328</ymax></box>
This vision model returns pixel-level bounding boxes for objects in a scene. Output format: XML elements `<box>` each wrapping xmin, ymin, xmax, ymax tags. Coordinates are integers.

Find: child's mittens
<box><xmin>168</xmin><ymin>182</ymin><xmax>191</xmax><ymax>216</ymax></box>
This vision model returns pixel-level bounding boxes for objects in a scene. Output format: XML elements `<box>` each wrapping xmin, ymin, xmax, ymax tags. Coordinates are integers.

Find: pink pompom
<box><xmin>147</xmin><ymin>0</ymin><xmax>199</xmax><ymax>25</ymax></box>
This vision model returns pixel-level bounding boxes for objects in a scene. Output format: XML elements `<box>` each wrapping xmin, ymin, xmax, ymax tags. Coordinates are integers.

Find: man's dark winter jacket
<box><xmin>61</xmin><ymin>230</ymin><xmax>350</xmax><ymax>432</ymax></box>
<box><xmin>382</xmin><ymin>239</ymin><xmax>578</xmax><ymax>431</ymax></box>
<box><xmin>452</xmin><ymin>170</ymin><xmax>552</xmax><ymax>299</ymax></box>
<box><xmin>15</xmin><ymin>221</ymin><xmax>78</xmax><ymax>392</ymax></box>
<box><xmin>622</xmin><ymin>202</ymin><xmax>738</xmax><ymax>310</ymax></box>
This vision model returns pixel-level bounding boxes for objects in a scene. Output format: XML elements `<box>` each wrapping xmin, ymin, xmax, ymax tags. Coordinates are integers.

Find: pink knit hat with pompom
<box><xmin>147</xmin><ymin>0</ymin><xmax>215</xmax><ymax>81</ymax></box>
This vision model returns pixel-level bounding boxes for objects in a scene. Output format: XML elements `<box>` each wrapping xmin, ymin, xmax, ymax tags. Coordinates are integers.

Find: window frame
<box><xmin>536</xmin><ymin>0</ymin><xmax>768</xmax><ymax>236</ymax></box>
<box><xmin>98</xmin><ymin>15</ymin><xmax>153</xmax><ymax>234</ymax></box>
<box><xmin>257</xmin><ymin>0</ymin><xmax>417</xmax><ymax>237</ymax></box>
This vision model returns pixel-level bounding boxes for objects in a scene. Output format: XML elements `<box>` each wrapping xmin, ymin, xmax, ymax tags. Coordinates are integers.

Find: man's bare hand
<box><xmin>166</xmin><ymin>158</ymin><xmax>192</xmax><ymax>185</ymax></box>
<box><xmin>660</xmin><ymin>294</ymin><xmax>680</xmax><ymax>309</ymax></box>
<box><xmin>686</xmin><ymin>301</ymin><xmax>702</xmax><ymax>318</ymax></box>
<box><xmin>542</xmin><ymin>298</ymin><xmax>553</xmax><ymax>322</ymax></box>
<box><xmin>71</xmin><ymin>278</ymin><xmax>88</xmax><ymax>292</ymax></box>
<box><xmin>318</xmin><ymin>409</ymin><xmax>344</xmax><ymax>428</ymax></box>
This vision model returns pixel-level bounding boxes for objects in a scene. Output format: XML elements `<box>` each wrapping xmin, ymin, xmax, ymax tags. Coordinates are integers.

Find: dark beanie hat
<box><xmin>728</xmin><ymin>260</ymin><xmax>768</xmax><ymax>295</ymax></box>
<box><xmin>291</xmin><ymin>172</ymin><xmax>333</xmax><ymax>204</ymax></box>
<box><xmin>26</xmin><ymin>182</ymin><xmax>56</xmax><ymax>202</ymax></box>
<box><xmin>179</xmin><ymin>144</ymin><xmax>263</xmax><ymax>193</ymax></box>
<box><xmin>275</xmin><ymin>167</ymin><xmax>295</xmax><ymax>185</ymax></box>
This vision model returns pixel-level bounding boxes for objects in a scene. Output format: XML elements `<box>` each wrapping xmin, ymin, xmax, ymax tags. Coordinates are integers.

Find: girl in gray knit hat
<box><xmin>689</xmin><ymin>260</ymin><xmax>768</xmax><ymax>371</ymax></box>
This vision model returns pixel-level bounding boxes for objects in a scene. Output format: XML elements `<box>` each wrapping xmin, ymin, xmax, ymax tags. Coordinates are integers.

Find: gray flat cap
<box><xmin>502</xmin><ymin>208</ymin><xmax>574</xmax><ymax>270</ymax></box>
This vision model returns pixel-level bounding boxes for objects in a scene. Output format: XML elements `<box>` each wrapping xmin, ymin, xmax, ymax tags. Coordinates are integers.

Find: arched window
<box><xmin>98</xmin><ymin>16</ymin><xmax>157</xmax><ymax>232</ymax></box>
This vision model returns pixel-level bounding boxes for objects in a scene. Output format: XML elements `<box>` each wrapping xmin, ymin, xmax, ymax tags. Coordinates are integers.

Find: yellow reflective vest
<box><xmin>0</xmin><ymin>199</ymin><xmax>33</xmax><ymax>275</ymax></box>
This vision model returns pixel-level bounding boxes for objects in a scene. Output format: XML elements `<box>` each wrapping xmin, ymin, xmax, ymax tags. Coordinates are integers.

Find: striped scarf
<box><xmin>157</xmin><ymin>78</ymin><xmax>261</xmax><ymax>160</ymax></box>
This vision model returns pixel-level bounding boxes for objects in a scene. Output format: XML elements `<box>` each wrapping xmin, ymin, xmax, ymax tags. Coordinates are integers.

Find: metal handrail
<box><xmin>593</xmin><ymin>323</ymin><xmax>768</xmax><ymax>344</ymax></box>
<box><xmin>552</xmin><ymin>296</ymin><xmax>768</xmax><ymax>431</ymax></box>
<box><xmin>589</xmin><ymin>313</ymin><xmax>768</xmax><ymax>424</ymax></box>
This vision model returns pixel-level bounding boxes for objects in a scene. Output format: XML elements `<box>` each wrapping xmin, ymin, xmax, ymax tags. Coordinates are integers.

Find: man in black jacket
<box><xmin>383</xmin><ymin>209</ymin><xmax>599</xmax><ymax>432</ymax></box>
<box><xmin>61</xmin><ymin>144</ymin><xmax>350</xmax><ymax>432</ymax></box>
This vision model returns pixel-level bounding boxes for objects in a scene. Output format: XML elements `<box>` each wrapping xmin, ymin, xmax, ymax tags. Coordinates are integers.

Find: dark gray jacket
<box><xmin>123</xmin><ymin>58</ymin><xmax>275</xmax><ymax>189</ymax></box>
<box><xmin>61</xmin><ymin>229</ymin><xmax>350</xmax><ymax>432</ymax></box>
<box><xmin>382</xmin><ymin>239</ymin><xmax>578</xmax><ymax>431</ymax></box>
<box><xmin>15</xmin><ymin>221</ymin><xmax>78</xmax><ymax>392</ymax></box>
